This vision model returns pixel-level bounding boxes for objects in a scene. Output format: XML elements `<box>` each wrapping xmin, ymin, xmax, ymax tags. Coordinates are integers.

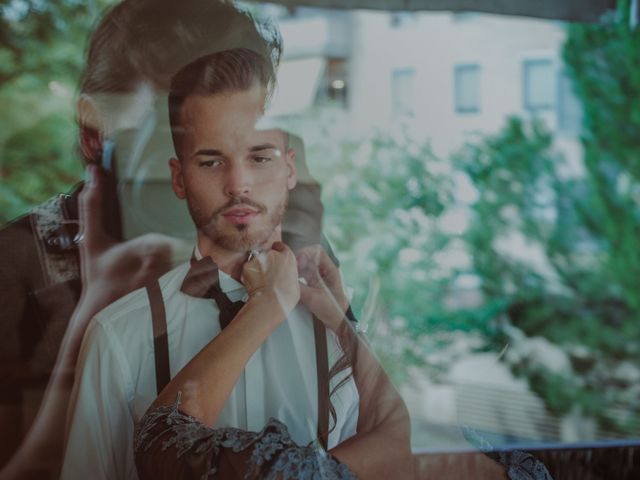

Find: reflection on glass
<box><xmin>1</xmin><ymin>1</ymin><xmax>639</xmax><ymax>479</ymax></box>
<box><xmin>258</xmin><ymin>4</ymin><xmax>640</xmax><ymax>460</ymax></box>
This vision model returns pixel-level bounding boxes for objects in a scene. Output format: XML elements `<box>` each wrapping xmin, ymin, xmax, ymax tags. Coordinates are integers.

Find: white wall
<box><xmin>346</xmin><ymin>12</ymin><xmax>579</xmax><ymax>161</ymax></box>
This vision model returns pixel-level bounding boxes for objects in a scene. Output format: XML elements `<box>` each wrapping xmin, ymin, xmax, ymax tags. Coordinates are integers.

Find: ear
<box><xmin>285</xmin><ymin>147</ymin><xmax>297</xmax><ymax>190</ymax></box>
<box><xmin>169</xmin><ymin>157</ymin><xmax>186</xmax><ymax>199</ymax></box>
<box><xmin>77</xmin><ymin>95</ymin><xmax>106</xmax><ymax>164</ymax></box>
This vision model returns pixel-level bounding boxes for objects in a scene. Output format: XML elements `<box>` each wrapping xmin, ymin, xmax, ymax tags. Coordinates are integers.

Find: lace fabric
<box><xmin>133</xmin><ymin>398</ymin><xmax>357</xmax><ymax>480</ymax></box>
<box><xmin>496</xmin><ymin>451</ymin><xmax>554</xmax><ymax>480</ymax></box>
<box><xmin>463</xmin><ymin>426</ymin><xmax>553</xmax><ymax>480</ymax></box>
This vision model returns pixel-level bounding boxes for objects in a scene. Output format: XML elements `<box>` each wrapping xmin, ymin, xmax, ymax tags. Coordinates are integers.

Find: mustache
<box><xmin>213</xmin><ymin>197</ymin><xmax>266</xmax><ymax>217</ymax></box>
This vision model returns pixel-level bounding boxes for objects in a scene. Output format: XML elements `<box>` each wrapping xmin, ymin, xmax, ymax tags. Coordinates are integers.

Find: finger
<box><xmin>78</xmin><ymin>164</ymin><xmax>106</xmax><ymax>249</ymax></box>
<box><xmin>299</xmin><ymin>282</ymin><xmax>328</xmax><ymax>309</ymax></box>
<box><xmin>243</xmin><ymin>250</ymin><xmax>266</xmax><ymax>274</ymax></box>
<box><xmin>300</xmin><ymin>281</ymin><xmax>343</xmax><ymax>317</ymax></box>
<box><xmin>167</xmin><ymin>237</ymin><xmax>193</xmax><ymax>265</ymax></box>
<box><xmin>295</xmin><ymin>250</ymin><xmax>307</xmax><ymax>269</ymax></box>
<box><xmin>296</xmin><ymin>252</ymin><xmax>316</xmax><ymax>284</ymax></box>
<box><xmin>271</xmin><ymin>241</ymin><xmax>288</xmax><ymax>253</ymax></box>
<box><xmin>298</xmin><ymin>245</ymin><xmax>325</xmax><ymax>267</ymax></box>
<box><xmin>296</xmin><ymin>243</ymin><xmax>322</xmax><ymax>257</ymax></box>
<box><xmin>316</xmin><ymin>248</ymin><xmax>338</xmax><ymax>279</ymax></box>
<box><xmin>295</xmin><ymin>250</ymin><xmax>311</xmax><ymax>276</ymax></box>
<box><xmin>132</xmin><ymin>235</ymin><xmax>173</xmax><ymax>270</ymax></box>
<box><xmin>296</xmin><ymin>246</ymin><xmax>327</xmax><ymax>284</ymax></box>
<box><xmin>303</xmin><ymin>246</ymin><xmax>339</xmax><ymax>284</ymax></box>
<box><xmin>299</xmin><ymin>283</ymin><xmax>313</xmax><ymax>304</ymax></box>
<box><xmin>136</xmin><ymin>234</ymin><xmax>192</xmax><ymax>265</ymax></box>
<box><xmin>115</xmin><ymin>235</ymin><xmax>188</xmax><ymax>284</ymax></box>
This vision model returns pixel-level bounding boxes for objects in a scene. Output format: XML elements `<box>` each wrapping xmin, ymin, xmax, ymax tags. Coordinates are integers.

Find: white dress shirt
<box><xmin>61</xmin><ymin>260</ymin><xmax>359</xmax><ymax>480</ymax></box>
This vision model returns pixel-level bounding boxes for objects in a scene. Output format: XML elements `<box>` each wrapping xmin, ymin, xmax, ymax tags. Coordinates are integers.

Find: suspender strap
<box><xmin>313</xmin><ymin>315</ymin><xmax>329</xmax><ymax>450</ymax></box>
<box><xmin>148</xmin><ymin>275</ymin><xmax>329</xmax><ymax>444</ymax></box>
<box><xmin>147</xmin><ymin>280</ymin><xmax>171</xmax><ymax>395</ymax></box>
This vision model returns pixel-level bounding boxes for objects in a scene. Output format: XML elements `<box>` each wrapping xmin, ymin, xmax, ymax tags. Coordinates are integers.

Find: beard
<box><xmin>187</xmin><ymin>194</ymin><xmax>288</xmax><ymax>253</ymax></box>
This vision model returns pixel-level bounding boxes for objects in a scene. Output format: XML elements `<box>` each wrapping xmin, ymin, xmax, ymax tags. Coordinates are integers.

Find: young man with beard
<box><xmin>0</xmin><ymin>0</ymin><xmax>276</xmax><ymax>467</ymax></box>
<box><xmin>0</xmin><ymin>0</ymin><xmax>334</xmax><ymax>477</ymax></box>
<box><xmin>62</xmin><ymin>45</ymin><xmax>414</xmax><ymax>480</ymax></box>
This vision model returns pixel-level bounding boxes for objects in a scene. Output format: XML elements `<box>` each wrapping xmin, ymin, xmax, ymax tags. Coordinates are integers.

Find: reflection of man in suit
<box><xmin>0</xmin><ymin>0</ymin><xmax>323</xmax><ymax>474</ymax></box>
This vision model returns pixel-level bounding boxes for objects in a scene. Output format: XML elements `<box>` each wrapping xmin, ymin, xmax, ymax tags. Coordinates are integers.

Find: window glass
<box><xmin>523</xmin><ymin>58</ymin><xmax>555</xmax><ymax>110</ymax></box>
<box><xmin>391</xmin><ymin>68</ymin><xmax>416</xmax><ymax>116</ymax></box>
<box><xmin>557</xmin><ymin>71</ymin><xmax>583</xmax><ymax>135</ymax></box>
<box><xmin>1</xmin><ymin>2</ymin><xmax>638</xmax><ymax>478</ymax></box>
<box><xmin>454</xmin><ymin>64</ymin><xmax>481</xmax><ymax>113</ymax></box>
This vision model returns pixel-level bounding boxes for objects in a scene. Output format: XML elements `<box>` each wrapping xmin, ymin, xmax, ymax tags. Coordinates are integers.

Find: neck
<box><xmin>197</xmin><ymin>227</ymin><xmax>282</xmax><ymax>281</ymax></box>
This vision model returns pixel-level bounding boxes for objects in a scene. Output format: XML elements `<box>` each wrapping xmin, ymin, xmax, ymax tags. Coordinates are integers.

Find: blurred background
<box><xmin>1</xmin><ymin>0</ymin><xmax>639</xmax><ymax>455</ymax></box>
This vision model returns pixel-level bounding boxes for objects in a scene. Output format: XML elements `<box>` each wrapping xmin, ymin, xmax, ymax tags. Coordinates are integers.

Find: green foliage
<box><xmin>303</xmin><ymin>129</ymin><xmax>462</xmax><ymax>379</ymax></box>
<box><xmin>456</xmin><ymin>115</ymin><xmax>640</xmax><ymax>430</ymax></box>
<box><xmin>0</xmin><ymin>0</ymin><xmax>111</xmax><ymax>88</ymax></box>
<box><xmin>563</xmin><ymin>6</ymin><xmax>640</xmax><ymax>312</ymax></box>
<box><xmin>0</xmin><ymin>110</ymin><xmax>80</xmax><ymax>222</ymax></box>
<box><xmin>456</xmin><ymin>118</ymin><xmax>559</xmax><ymax>296</ymax></box>
<box><xmin>449</xmin><ymin>9</ymin><xmax>640</xmax><ymax>433</ymax></box>
<box><xmin>0</xmin><ymin>0</ymin><xmax>115</xmax><ymax>223</ymax></box>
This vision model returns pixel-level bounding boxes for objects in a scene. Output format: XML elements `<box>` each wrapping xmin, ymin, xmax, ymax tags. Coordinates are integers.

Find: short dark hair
<box><xmin>167</xmin><ymin>48</ymin><xmax>276</xmax><ymax>157</ymax></box>
<box><xmin>80</xmin><ymin>0</ymin><xmax>281</xmax><ymax>97</ymax></box>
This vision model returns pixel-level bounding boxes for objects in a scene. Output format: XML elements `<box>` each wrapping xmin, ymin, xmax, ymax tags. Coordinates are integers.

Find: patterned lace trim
<box><xmin>497</xmin><ymin>450</ymin><xmax>555</xmax><ymax>480</ymax></box>
<box><xmin>134</xmin><ymin>395</ymin><xmax>357</xmax><ymax>480</ymax></box>
<box><xmin>463</xmin><ymin>426</ymin><xmax>554</xmax><ymax>480</ymax></box>
<box><xmin>31</xmin><ymin>194</ymin><xmax>79</xmax><ymax>284</ymax></box>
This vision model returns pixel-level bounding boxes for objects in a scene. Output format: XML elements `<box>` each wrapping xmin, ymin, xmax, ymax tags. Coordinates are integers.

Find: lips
<box><xmin>222</xmin><ymin>207</ymin><xmax>259</xmax><ymax>225</ymax></box>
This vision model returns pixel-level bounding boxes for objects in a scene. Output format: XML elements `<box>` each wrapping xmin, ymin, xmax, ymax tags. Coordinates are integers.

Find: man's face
<box><xmin>169</xmin><ymin>84</ymin><xmax>296</xmax><ymax>253</ymax></box>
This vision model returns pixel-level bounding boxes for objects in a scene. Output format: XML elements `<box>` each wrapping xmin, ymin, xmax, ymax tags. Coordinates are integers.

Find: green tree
<box><xmin>298</xmin><ymin>125</ymin><xmax>464</xmax><ymax>382</ymax></box>
<box><xmin>450</xmin><ymin>2</ymin><xmax>640</xmax><ymax>434</ymax></box>
<box><xmin>454</xmin><ymin>118</ymin><xmax>640</xmax><ymax>429</ymax></box>
<box><xmin>0</xmin><ymin>0</ymin><xmax>114</xmax><ymax>223</ymax></box>
<box><xmin>563</xmin><ymin>1</ymin><xmax>640</xmax><ymax>313</ymax></box>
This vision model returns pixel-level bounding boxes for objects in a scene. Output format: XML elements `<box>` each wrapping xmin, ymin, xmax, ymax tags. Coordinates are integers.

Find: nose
<box><xmin>224</xmin><ymin>161</ymin><xmax>252</xmax><ymax>198</ymax></box>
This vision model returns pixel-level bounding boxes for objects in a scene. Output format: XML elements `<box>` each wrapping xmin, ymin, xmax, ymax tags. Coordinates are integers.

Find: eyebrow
<box><xmin>192</xmin><ymin>143</ymin><xmax>280</xmax><ymax>157</ymax></box>
<box><xmin>250</xmin><ymin>143</ymin><xmax>279</xmax><ymax>152</ymax></box>
<box><xmin>193</xmin><ymin>149</ymin><xmax>223</xmax><ymax>157</ymax></box>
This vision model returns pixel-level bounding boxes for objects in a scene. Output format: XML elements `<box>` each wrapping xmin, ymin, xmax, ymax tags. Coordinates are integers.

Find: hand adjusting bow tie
<box><xmin>180</xmin><ymin>256</ymin><xmax>245</xmax><ymax>330</ymax></box>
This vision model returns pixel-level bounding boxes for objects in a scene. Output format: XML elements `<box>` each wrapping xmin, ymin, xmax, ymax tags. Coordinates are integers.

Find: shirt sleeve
<box><xmin>134</xmin><ymin>398</ymin><xmax>357</xmax><ymax>480</ymax></box>
<box><xmin>61</xmin><ymin>318</ymin><xmax>136</xmax><ymax>480</ymax></box>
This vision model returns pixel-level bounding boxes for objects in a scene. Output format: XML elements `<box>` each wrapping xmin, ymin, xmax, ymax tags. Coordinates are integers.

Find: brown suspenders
<box><xmin>145</xmin><ymin>280</ymin><xmax>331</xmax><ymax>449</ymax></box>
<box><xmin>146</xmin><ymin>280</ymin><xmax>170</xmax><ymax>396</ymax></box>
<box><xmin>313</xmin><ymin>316</ymin><xmax>330</xmax><ymax>449</ymax></box>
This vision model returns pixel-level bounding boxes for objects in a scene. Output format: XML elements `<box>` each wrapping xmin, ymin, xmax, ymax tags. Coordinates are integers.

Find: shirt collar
<box><xmin>193</xmin><ymin>245</ymin><xmax>246</xmax><ymax>299</ymax></box>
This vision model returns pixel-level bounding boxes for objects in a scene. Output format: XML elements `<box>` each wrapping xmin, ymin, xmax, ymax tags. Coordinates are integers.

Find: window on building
<box><xmin>523</xmin><ymin>59</ymin><xmax>555</xmax><ymax>111</ymax></box>
<box><xmin>389</xmin><ymin>11</ymin><xmax>416</xmax><ymax>28</ymax></box>
<box><xmin>557</xmin><ymin>72</ymin><xmax>583</xmax><ymax>135</ymax></box>
<box><xmin>452</xmin><ymin>12</ymin><xmax>480</xmax><ymax>22</ymax></box>
<box><xmin>316</xmin><ymin>58</ymin><xmax>348</xmax><ymax>108</ymax></box>
<box><xmin>454</xmin><ymin>64</ymin><xmax>481</xmax><ymax>113</ymax></box>
<box><xmin>391</xmin><ymin>68</ymin><xmax>416</xmax><ymax>116</ymax></box>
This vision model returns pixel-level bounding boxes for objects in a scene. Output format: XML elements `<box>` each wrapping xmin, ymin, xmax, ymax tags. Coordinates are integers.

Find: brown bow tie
<box><xmin>180</xmin><ymin>256</ymin><xmax>245</xmax><ymax>330</ymax></box>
